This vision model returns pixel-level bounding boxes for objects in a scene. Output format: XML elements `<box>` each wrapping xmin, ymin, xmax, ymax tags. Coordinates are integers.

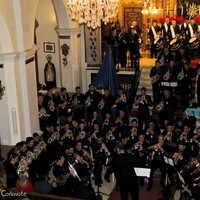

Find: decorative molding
<box><xmin>61</xmin><ymin>43</ymin><xmax>70</xmax><ymax>66</ymax></box>
<box><xmin>0</xmin><ymin>80</ymin><xmax>5</xmax><ymax>100</ymax></box>
<box><xmin>55</xmin><ymin>27</ymin><xmax>81</xmax><ymax>36</ymax></box>
<box><xmin>59</xmin><ymin>36</ymin><xmax>70</xmax><ymax>39</ymax></box>
<box><xmin>25</xmin><ymin>57</ymin><xmax>35</xmax><ymax>65</ymax></box>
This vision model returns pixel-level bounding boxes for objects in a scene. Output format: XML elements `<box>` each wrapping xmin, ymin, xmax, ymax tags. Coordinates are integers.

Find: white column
<box><xmin>0</xmin><ymin>46</ymin><xmax>39</xmax><ymax>145</ymax></box>
<box><xmin>55</xmin><ymin>27</ymin><xmax>82</xmax><ymax>92</ymax></box>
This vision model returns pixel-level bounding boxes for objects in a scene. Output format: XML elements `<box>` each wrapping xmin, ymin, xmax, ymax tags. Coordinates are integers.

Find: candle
<box><xmin>199</xmin><ymin>6</ymin><xmax>200</xmax><ymax>15</ymax></box>
<box><xmin>167</xmin><ymin>6</ymin><xmax>168</xmax><ymax>15</ymax></box>
<box><xmin>181</xmin><ymin>6</ymin><xmax>183</xmax><ymax>16</ymax></box>
<box><xmin>174</xmin><ymin>5</ymin><xmax>176</xmax><ymax>17</ymax></box>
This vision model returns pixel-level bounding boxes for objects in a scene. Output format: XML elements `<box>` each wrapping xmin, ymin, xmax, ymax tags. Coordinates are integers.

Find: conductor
<box><xmin>105</xmin><ymin>142</ymin><xmax>139</xmax><ymax>200</ymax></box>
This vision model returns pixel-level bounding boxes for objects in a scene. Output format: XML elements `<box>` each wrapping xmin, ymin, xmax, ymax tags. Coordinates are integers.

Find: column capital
<box><xmin>55</xmin><ymin>26</ymin><xmax>81</xmax><ymax>37</ymax></box>
<box><xmin>0</xmin><ymin>45</ymin><xmax>39</xmax><ymax>64</ymax></box>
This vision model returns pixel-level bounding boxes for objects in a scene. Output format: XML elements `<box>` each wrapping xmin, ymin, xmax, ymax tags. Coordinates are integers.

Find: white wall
<box><xmin>36</xmin><ymin>0</ymin><xmax>61</xmax><ymax>87</ymax></box>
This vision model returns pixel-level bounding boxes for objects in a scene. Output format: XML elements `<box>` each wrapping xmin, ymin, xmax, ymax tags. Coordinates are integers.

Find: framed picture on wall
<box><xmin>43</xmin><ymin>42</ymin><xmax>55</xmax><ymax>53</ymax></box>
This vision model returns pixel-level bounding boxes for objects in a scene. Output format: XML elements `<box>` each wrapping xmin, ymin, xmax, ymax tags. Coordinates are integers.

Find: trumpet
<box><xmin>164</xmin><ymin>132</ymin><xmax>173</xmax><ymax>141</ymax></box>
<box><xmin>115</xmin><ymin>94</ymin><xmax>127</xmax><ymax>104</ymax></box>
<box><xmin>47</xmin><ymin>132</ymin><xmax>60</xmax><ymax>144</ymax></box>
<box><xmin>132</xmin><ymin>142</ymin><xmax>142</xmax><ymax>150</ymax></box>
<box><xmin>156</xmin><ymin>101</ymin><xmax>164</xmax><ymax>111</ymax></box>
<box><xmin>186</xmin><ymin>155</ymin><xmax>200</xmax><ymax>168</ymax></box>
<box><xmin>72</xmin><ymin>152</ymin><xmax>90</xmax><ymax>166</ymax></box>
<box><xmin>178</xmin><ymin>68</ymin><xmax>185</xmax><ymax>81</ymax></box>
<box><xmin>60</xmin><ymin>130</ymin><xmax>74</xmax><ymax>141</ymax></box>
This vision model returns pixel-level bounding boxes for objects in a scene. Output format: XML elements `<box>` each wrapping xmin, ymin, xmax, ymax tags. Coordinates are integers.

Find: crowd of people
<box><xmin>0</xmin><ymin>17</ymin><xmax>200</xmax><ymax>200</ymax></box>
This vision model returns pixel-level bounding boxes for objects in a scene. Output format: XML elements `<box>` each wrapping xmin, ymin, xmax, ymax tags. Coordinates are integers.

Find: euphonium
<box><xmin>163</xmin><ymin>69</ymin><xmax>171</xmax><ymax>81</ymax></box>
<box><xmin>156</xmin><ymin>101</ymin><xmax>164</xmax><ymax>111</ymax></box>
<box><xmin>151</xmin><ymin>74</ymin><xmax>160</xmax><ymax>84</ymax></box>
<box><xmin>47</xmin><ymin>132</ymin><xmax>60</xmax><ymax>144</ymax></box>
<box><xmin>98</xmin><ymin>99</ymin><xmax>105</xmax><ymax>110</ymax></box>
<box><xmin>85</xmin><ymin>96</ymin><xmax>92</xmax><ymax>107</ymax></box>
<box><xmin>178</xmin><ymin>68</ymin><xmax>185</xmax><ymax>81</ymax></box>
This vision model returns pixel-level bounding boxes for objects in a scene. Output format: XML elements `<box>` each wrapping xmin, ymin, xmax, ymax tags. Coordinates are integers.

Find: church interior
<box><xmin>0</xmin><ymin>0</ymin><xmax>200</xmax><ymax>199</ymax></box>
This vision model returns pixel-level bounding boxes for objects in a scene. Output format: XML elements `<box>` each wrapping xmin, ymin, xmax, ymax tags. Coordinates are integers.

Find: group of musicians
<box><xmin>107</xmin><ymin>16</ymin><xmax>200</xmax><ymax>71</ymax></box>
<box><xmin>0</xmin><ymin>75</ymin><xmax>199</xmax><ymax>200</ymax></box>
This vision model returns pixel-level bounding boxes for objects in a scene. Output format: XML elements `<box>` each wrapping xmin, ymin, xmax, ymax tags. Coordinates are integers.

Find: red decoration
<box><xmin>194</xmin><ymin>15</ymin><xmax>200</xmax><ymax>23</ymax></box>
<box><xmin>158</xmin><ymin>17</ymin><xmax>165</xmax><ymax>23</ymax></box>
<box><xmin>176</xmin><ymin>16</ymin><xmax>184</xmax><ymax>23</ymax></box>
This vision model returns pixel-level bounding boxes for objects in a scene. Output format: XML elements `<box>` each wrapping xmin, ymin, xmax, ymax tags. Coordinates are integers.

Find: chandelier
<box><xmin>141</xmin><ymin>0</ymin><xmax>160</xmax><ymax>16</ymax></box>
<box><xmin>65</xmin><ymin>0</ymin><xmax>120</xmax><ymax>29</ymax></box>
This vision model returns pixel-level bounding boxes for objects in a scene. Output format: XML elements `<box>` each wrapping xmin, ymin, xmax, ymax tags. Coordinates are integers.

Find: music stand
<box><xmin>95</xmin><ymin>185</ymin><xmax>109</xmax><ymax>200</ymax></box>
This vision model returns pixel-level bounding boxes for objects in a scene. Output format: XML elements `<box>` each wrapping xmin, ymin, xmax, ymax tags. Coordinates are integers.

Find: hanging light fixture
<box><xmin>65</xmin><ymin>0</ymin><xmax>120</xmax><ymax>29</ymax></box>
<box><xmin>141</xmin><ymin>0</ymin><xmax>160</xmax><ymax>16</ymax></box>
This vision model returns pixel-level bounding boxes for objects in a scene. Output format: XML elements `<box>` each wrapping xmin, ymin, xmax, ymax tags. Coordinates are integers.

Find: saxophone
<box><xmin>178</xmin><ymin>68</ymin><xmax>185</xmax><ymax>81</ymax></box>
<box><xmin>156</xmin><ymin>101</ymin><xmax>164</xmax><ymax>111</ymax></box>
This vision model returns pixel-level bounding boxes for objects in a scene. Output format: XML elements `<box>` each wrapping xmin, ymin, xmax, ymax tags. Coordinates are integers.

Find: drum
<box><xmin>189</xmin><ymin>36</ymin><xmax>200</xmax><ymax>49</ymax></box>
<box><xmin>154</xmin><ymin>37</ymin><xmax>163</xmax><ymax>51</ymax></box>
<box><xmin>169</xmin><ymin>38</ymin><xmax>181</xmax><ymax>51</ymax></box>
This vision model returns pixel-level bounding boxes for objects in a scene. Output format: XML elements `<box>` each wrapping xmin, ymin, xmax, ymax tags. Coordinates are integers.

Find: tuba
<box><xmin>178</xmin><ymin>68</ymin><xmax>185</xmax><ymax>81</ymax></box>
<box><xmin>163</xmin><ymin>69</ymin><xmax>171</xmax><ymax>81</ymax></box>
<box><xmin>156</xmin><ymin>101</ymin><xmax>164</xmax><ymax>111</ymax></box>
<box><xmin>151</xmin><ymin>74</ymin><xmax>160</xmax><ymax>84</ymax></box>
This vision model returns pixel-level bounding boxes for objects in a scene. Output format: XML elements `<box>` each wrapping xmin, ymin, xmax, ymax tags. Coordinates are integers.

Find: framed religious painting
<box><xmin>43</xmin><ymin>42</ymin><xmax>55</xmax><ymax>53</ymax></box>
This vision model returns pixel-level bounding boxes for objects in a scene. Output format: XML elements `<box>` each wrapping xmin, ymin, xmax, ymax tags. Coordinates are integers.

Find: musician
<box><xmin>161</xmin><ymin>16</ymin><xmax>171</xmax><ymax>42</ymax></box>
<box><xmin>113</xmin><ymin>86</ymin><xmax>128</xmax><ymax>118</ymax></box>
<box><xmin>26</xmin><ymin>137</ymin><xmax>35</xmax><ymax>152</ymax></box>
<box><xmin>129</xmin><ymin>20</ymin><xmax>141</xmax><ymax>35</ymax></box>
<box><xmin>169</xmin><ymin>19</ymin><xmax>180</xmax><ymax>40</ymax></box>
<box><xmin>85</xmin><ymin>84</ymin><xmax>101</xmax><ymax>121</ymax></box>
<box><xmin>129</xmin><ymin>27</ymin><xmax>140</xmax><ymax>69</ymax></box>
<box><xmin>158</xmin><ymin>89</ymin><xmax>177</xmax><ymax>124</ymax></box>
<box><xmin>107</xmin><ymin>28</ymin><xmax>119</xmax><ymax>68</ymax></box>
<box><xmin>38</xmin><ymin>93</ymin><xmax>51</xmax><ymax>131</ymax></box>
<box><xmin>55</xmin><ymin>87</ymin><xmax>70</xmax><ymax>119</ymax></box>
<box><xmin>118</xmin><ymin>27</ymin><xmax>129</xmax><ymax>68</ymax></box>
<box><xmin>4</xmin><ymin>152</ymin><xmax>19</xmax><ymax>188</ymax></box>
<box><xmin>148</xmin><ymin>20</ymin><xmax>161</xmax><ymax>58</ymax></box>
<box><xmin>135</xmin><ymin>87</ymin><xmax>153</xmax><ymax>132</ymax></box>
<box><xmin>196</xmin><ymin>64</ymin><xmax>200</xmax><ymax>106</ymax></box>
<box><xmin>178</xmin><ymin>60</ymin><xmax>196</xmax><ymax>106</ymax></box>
<box><xmin>43</xmin><ymin>86</ymin><xmax>57</xmax><ymax>126</ymax></box>
<box><xmin>100</xmin><ymin>87</ymin><xmax>115</xmax><ymax>119</ymax></box>
<box><xmin>105</xmin><ymin>142</ymin><xmax>140</xmax><ymax>200</ymax></box>
<box><xmin>147</xmin><ymin>135</ymin><xmax>166</xmax><ymax>191</ymax></box>
<box><xmin>71</xmin><ymin>86</ymin><xmax>85</xmax><ymax>122</ymax></box>
<box><xmin>150</xmin><ymin>60</ymin><xmax>162</xmax><ymax>102</ymax></box>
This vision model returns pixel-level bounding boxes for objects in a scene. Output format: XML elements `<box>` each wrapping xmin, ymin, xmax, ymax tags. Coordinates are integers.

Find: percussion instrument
<box><xmin>154</xmin><ymin>37</ymin><xmax>163</xmax><ymax>51</ymax></box>
<box><xmin>189</xmin><ymin>36</ymin><xmax>199</xmax><ymax>49</ymax></box>
<box><xmin>169</xmin><ymin>38</ymin><xmax>181</xmax><ymax>51</ymax></box>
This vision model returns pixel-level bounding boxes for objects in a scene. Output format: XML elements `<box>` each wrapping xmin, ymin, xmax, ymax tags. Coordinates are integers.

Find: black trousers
<box><xmin>119</xmin><ymin>183</ymin><xmax>139</xmax><ymax>200</ymax></box>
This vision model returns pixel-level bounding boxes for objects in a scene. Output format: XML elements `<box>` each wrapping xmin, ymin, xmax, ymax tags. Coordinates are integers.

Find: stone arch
<box><xmin>0</xmin><ymin>13</ymin><xmax>13</xmax><ymax>54</ymax></box>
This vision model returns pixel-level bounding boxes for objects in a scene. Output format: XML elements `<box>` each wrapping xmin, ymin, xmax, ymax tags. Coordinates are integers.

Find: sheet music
<box><xmin>164</xmin><ymin>156</ymin><xmax>174</xmax><ymax>166</ymax></box>
<box><xmin>134</xmin><ymin>168</ymin><xmax>151</xmax><ymax>178</ymax></box>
